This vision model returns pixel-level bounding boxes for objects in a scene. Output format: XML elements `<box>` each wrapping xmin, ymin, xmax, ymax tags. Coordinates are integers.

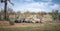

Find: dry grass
<box><xmin>0</xmin><ymin>21</ymin><xmax>60</xmax><ymax>28</ymax></box>
<box><xmin>0</xmin><ymin>21</ymin><xmax>60</xmax><ymax>31</ymax></box>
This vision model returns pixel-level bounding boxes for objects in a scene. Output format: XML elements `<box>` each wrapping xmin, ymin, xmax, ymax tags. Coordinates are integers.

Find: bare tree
<box><xmin>0</xmin><ymin>0</ymin><xmax>14</xmax><ymax>20</ymax></box>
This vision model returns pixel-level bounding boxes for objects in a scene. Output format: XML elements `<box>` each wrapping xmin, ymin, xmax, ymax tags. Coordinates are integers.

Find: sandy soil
<box><xmin>0</xmin><ymin>21</ymin><xmax>60</xmax><ymax>28</ymax></box>
<box><xmin>0</xmin><ymin>21</ymin><xmax>44</xmax><ymax>28</ymax></box>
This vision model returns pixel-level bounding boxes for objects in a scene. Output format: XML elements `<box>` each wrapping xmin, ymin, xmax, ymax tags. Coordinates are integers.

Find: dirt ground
<box><xmin>0</xmin><ymin>21</ymin><xmax>44</xmax><ymax>28</ymax></box>
<box><xmin>0</xmin><ymin>21</ymin><xmax>60</xmax><ymax>28</ymax></box>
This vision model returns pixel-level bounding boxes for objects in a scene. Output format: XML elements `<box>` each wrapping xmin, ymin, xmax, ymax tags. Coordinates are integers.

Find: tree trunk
<box><xmin>4</xmin><ymin>0</ymin><xmax>7</xmax><ymax>20</ymax></box>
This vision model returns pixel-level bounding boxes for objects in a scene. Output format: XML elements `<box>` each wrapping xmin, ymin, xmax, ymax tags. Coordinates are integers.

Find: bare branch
<box><xmin>8</xmin><ymin>0</ymin><xmax>14</xmax><ymax>6</ymax></box>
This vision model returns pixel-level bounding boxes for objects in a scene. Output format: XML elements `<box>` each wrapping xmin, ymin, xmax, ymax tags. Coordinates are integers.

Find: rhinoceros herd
<box><xmin>14</xmin><ymin>18</ymin><xmax>42</xmax><ymax>23</ymax></box>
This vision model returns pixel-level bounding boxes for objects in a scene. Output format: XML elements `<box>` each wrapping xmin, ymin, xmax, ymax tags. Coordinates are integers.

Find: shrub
<box><xmin>9</xmin><ymin>20</ymin><xmax>14</xmax><ymax>25</ymax></box>
<box><xmin>52</xmin><ymin>10</ymin><xmax>60</xmax><ymax>21</ymax></box>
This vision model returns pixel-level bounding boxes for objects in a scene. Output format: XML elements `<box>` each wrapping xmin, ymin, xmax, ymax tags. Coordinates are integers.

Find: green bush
<box><xmin>9</xmin><ymin>20</ymin><xmax>14</xmax><ymax>25</ymax></box>
<box><xmin>52</xmin><ymin>10</ymin><xmax>60</xmax><ymax>21</ymax></box>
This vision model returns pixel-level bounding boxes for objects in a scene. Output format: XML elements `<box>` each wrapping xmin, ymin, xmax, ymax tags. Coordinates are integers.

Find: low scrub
<box><xmin>9</xmin><ymin>20</ymin><xmax>14</xmax><ymax>25</ymax></box>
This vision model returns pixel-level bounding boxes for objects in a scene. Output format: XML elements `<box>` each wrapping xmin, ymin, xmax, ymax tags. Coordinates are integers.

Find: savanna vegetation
<box><xmin>0</xmin><ymin>0</ymin><xmax>60</xmax><ymax>31</ymax></box>
<box><xmin>0</xmin><ymin>8</ymin><xmax>60</xmax><ymax>31</ymax></box>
